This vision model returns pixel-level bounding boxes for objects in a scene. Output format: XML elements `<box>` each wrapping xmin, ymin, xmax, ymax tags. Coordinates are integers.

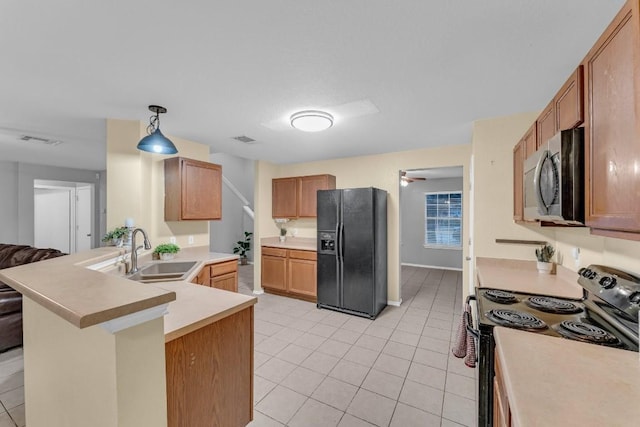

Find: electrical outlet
<box><xmin>169</xmin><ymin>236</ymin><xmax>176</xmax><ymax>244</ymax></box>
<box><xmin>188</xmin><ymin>235</ymin><xmax>194</xmax><ymax>245</ymax></box>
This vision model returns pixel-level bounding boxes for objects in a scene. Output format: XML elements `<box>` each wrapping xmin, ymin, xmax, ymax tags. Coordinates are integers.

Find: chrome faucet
<box><xmin>129</xmin><ymin>228</ymin><xmax>151</xmax><ymax>275</ymax></box>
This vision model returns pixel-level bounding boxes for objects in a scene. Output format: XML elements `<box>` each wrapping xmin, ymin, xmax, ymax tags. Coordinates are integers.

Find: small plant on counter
<box><xmin>279</xmin><ymin>227</ymin><xmax>287</xmax><ymax>242</ymax></box>
<box><xmin>535</xmin><ymin>244</ymin><xmax>555</xmax><ymax>263</ymax></box>
<box><xmin>154</xmin><ymin>243</ymin><xmax>180</xmax><ymax>260</ymax></box>
<box><xmin>102</xmin><ymin>226</ymin><xmax>129</xmax><ymax>247</ymax></box>
<box><xmin>233</xmin><ymin>232</ymin><xmax>253</xmax><ymax>265</ymax></box>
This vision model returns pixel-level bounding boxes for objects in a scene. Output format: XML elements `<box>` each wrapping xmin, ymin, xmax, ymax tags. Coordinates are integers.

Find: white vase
<box><xmin>160</xmin><ymin>253</ymin><xmax>175</xmax><ymax>261</ymax></box>
<box><xmin>279</xmin><ymin>236</ymin><xmax>286</xmax><ymax>242</ymax></box>
<box><xmin>536</xmin><ymin>261</ymin><xmax>553</xmax><ymax>274</ymax></box>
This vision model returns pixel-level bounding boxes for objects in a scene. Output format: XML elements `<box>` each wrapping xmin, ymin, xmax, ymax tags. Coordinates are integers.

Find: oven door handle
<box><xmin>465</xmin><ymin>294</ymin><xmax>480</xmax><ymax>340</ymax></box>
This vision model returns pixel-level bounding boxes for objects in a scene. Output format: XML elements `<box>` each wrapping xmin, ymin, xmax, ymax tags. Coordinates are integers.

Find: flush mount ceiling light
<box><xmin>136</xmin><ymin>105</ymin><xmax>178</xmax><ymax>154</ymax></box>
<box><xmin>290</xmin><ymin>110</ymin><xmax>334</xmax><ymax>132</ymax></box>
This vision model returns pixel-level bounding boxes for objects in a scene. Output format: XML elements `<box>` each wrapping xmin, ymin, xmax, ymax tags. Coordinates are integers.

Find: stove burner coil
<box><xmin>484</xmin><ymin>290</ymin><xmax>518</xmax><ymax>304</ymax></box>
<box><xmin>486</xmin><ymin>309</ymin><xmax>547</xmax><ymax>331</ymax></box>
<box><xmin>525</xmin><ymin>296</ymin><xmax>583</xmax><ymax>314</ymax></box>
<box><xmin>553</xmin><ymin>321</ymin><xmax>621</xmax><ymax>346</ymax></box>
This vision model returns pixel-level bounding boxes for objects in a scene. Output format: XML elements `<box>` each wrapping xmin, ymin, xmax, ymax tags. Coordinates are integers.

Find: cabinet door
<box><xmin>513</xmin><ymin>140</ymin><xmax>525</xmax><ymax>221</ymax></box>
<box><xmin>272</xmin><ymin>178</ymin><xmax>298</xmax><ymax>218</ymax></box>
<box><xmin>555</xmin><ymin>66</ymin><xmax>584</xmax><ymax>130</ymax></box>
<box><xmin>298</xmin><ymin>175</ymin><xmax>336</xmax><ymax>218</ymax></box>
<box><xmin>536</xmin><ymin>100</ymin><xmax>556</xmax><ymax>149</ymax></box>
<box><xmin>191</xmin><ymin>265</ymin><xmax>210</xmax><ymax>286</ymax></box>
<box><xmin>523</xmin><ymin>124</ymin><xmax>537</xmax><ymax>159</ymax></box>
<box><xmin>165</xmin><ymin>157</ymin><xmax>222</xmax><ymax>221</ymax></box>
<box><xmin>288</xmin><ymin>251</ymin><xmax>317</xmax><ymax>298</ymax></box>
<box><xmin>211</xmin><ymin>272</ymin><xmax>238</xmax><ymax>292</ymax></box>
<box><xmin>584</xmin><ymin>1</ymin><xmax>640</xmax><ymax>235</ymax></box>
<box><xmin>166</xmin><ymin>307</ymin><xmax>253</xmax><ymax>427</ymax></box>
<box><xmin>261</xmin><ymin>254</ymin><xmax>287</xmax><ymax>291</ymax></box>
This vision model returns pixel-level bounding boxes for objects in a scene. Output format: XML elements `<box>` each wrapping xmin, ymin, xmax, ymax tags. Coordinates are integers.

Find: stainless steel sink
<box><xmin>128</xmin><ymin>261</ymin><xmax>198</xmax><ymax>283</ymax></box>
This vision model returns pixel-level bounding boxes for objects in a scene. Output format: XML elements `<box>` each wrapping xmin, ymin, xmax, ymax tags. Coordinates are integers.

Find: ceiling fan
<box><xmin>401</xmin><ymin>171</ymin><xmax>426</xmax><ymax>185</ymax></box>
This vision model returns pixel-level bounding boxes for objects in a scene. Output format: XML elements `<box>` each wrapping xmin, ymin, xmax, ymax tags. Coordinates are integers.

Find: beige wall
<box><xmin>253</xmin><ymin>144</ymin><xmax>472</xmax><ymax>303</ymax></box>
<box><xmin>106</xmin><ymin>119</ymin><xmax>210</xmax><ymax>249</ymax></box>
<box><xmin>23</xmin><ymin>297</ymin><xmax>167</xmax><ymax>427</ymax></box>
<box><xmin>473</xmin><ymin>112</ymin><xmax>640</xmax><ymax>276</ymax></box>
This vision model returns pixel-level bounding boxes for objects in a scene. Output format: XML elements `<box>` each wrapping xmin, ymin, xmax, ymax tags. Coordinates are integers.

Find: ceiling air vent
<box><xmin>19</xmin><ymin>135</ymin><xmax>63</xmax><ymax>146</ymax></box>
<box><xmin>232</xmin><ymin>135</ymin><xmax>256</xmax><ymax>144</ymax></box>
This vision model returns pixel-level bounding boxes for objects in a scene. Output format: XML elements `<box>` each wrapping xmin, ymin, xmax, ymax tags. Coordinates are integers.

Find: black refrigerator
<box><xmin>316</xmin><ymin>187</ymin><xmax>387</xmax><ymax>319</ymax></box>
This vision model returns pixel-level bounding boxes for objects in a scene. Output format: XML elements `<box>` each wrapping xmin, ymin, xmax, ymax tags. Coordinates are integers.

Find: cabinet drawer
<box><xmin>262</xmin><ymin>246</ymin><xmax>287</xmax><ymax>257</ymax></box>
<box><xmin>210</xmin><ymin>260</ymin><xmax>237</xmax><ymax>277</ymax></box>
<box><xmin>289</xmin><ymin>250</ymin><xmax>317</xmax><ymax>261</ymax></box>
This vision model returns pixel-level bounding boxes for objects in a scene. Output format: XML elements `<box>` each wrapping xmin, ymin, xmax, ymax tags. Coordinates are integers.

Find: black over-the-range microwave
<box><xmin>523</xmin><ymin>127</ymin><xmax>585</xmax><ymax>225</ymax></box>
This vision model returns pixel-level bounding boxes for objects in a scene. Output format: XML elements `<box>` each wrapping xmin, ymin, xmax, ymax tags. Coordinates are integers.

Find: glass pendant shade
<box><xmin>136</xmin><ymin>127</ymin><xmax>178</xmax><ymax>154</ymax></box>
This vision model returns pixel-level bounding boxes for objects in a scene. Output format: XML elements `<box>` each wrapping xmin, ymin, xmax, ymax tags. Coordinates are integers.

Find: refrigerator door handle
<box><xmin>338</xmin><ymin>222</ymin><xmax>344</xmax><ymax>260</ymax></box>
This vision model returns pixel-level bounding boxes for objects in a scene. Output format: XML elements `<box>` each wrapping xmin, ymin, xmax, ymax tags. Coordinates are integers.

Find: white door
<box><xmin>34</xmin><ymin>188</ymin><xmax>71</xmax><ymax>253</ymax></box>
<box><xmin>76</xmin><ymin>186</ymin><xmax>92</xmax><ymax>251</ymax></box>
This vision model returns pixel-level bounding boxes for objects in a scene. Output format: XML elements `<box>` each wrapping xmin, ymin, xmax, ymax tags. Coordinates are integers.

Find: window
<box><xmin>425</xmin><ymin>192</ymin><xmax>462</xmax><ymax>248</ymax></box>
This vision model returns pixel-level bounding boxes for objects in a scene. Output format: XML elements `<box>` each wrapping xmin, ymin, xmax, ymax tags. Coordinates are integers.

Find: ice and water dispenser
<box><xmin>318</xmin><ymin>232</ymin><xmax>336</xmax><ymax>254</ymax></box>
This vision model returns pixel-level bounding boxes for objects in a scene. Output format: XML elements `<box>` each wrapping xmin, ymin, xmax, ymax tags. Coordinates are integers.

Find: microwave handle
<box><xmin>533</xmin><ymin>149</ymin><xmax>550</xmax><ymax>216</ymax></box>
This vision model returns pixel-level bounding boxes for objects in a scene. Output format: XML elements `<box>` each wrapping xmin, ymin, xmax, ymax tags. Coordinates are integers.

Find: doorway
<box><xmin>399</xmin><ymin>166</ymin><xmax>464</xmax><ymax>305</ymax></box>
<box><xmin>34</xmin><ymin>180</ymin><xmax>95</xmax><ymax>253</ymax></box>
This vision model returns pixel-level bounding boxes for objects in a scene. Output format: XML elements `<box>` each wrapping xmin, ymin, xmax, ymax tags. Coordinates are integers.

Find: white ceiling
<box><xmin>0</xmin><ymin>1</ymin><xmax>625</xmax><ymax>171</ymax></box>
<box><xmin>404</xmin><ymin>167</ymin><xmax>463</xmax><ymax>180</ymax></box>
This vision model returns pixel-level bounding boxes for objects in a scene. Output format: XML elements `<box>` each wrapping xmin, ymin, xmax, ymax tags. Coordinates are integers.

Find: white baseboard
<box><xmin>253</xmin><ymin>288</ymin><xmax>264</xmax><ymax>295</ymax></box>
<box><xmin>401</xmin><ymin>263</ymin><xmax>462</xmax><ymax>272</ymax></box>
<box><xmin>387</xmin><ymin>299</ymin><xmax>402</xmax><ymax>307</ymax></box>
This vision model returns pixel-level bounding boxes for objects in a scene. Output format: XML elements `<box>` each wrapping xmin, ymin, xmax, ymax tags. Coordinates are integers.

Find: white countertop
<box><xmin>0</xmin><ymin>246</ymin><xmax>256</xmax><ymax>340</ymax></box>
<box><xmin>476</xmin><ymin>257</ymin><xmax>584</xmax><ymax>299</ymax></box>
<box><xmin>495</xmin><ymin>327</ymin><xmax>640</xmax><ymax>427</ymax></box>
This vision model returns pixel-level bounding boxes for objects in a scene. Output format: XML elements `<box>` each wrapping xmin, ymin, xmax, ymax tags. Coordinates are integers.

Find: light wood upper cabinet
<box><xmin>272</xmin><ymin>177</ymin><xmax>298</xmax><ymax>218</ymax></box>
<box><xmin>555</xmin><ymin>65</ymin><xmax>584</xmax><ymax>131</ymax></box>
<box><xmin>272</xmin><ymin>174</ymin><xmax>336</xmax><ymax>219</ymax></box>
<box><xmin>165</xmin><ymin>157</ymin><xmax>222</xmax><ymax>221</ymax></box>
<box><xmin>298</xmin><ymin>175</ymin><xmax>337</xmax><ymax>217</ymax></box>
<box><xmin>584</xmin><ymin>0</ymin><xmax>640</xmax><ymax>237</ymax></box>
<box><xmin>513</xmin><ymin>140</ymin><xmax>525</xmax><ymax>222</ymax></box>
<box><xmin>523</xmin><ymin>123</ymin><xmax>537</xmax><ymax>159</ymax></box>
<box><xmin>536</xmin><ymin>100</ymin><xmax>556</xmax><ymax>149</ymax></box>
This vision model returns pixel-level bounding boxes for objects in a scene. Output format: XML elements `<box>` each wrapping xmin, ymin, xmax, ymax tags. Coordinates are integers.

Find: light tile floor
<box><xmin>240</xmin><ymin>265</ymin><xmax>478</xmax><ymax>427</ymax></box>
<box><xmin>0</xmin><ymin>264</ymin><xmax>477</xmax><ymax>427</ymax></box>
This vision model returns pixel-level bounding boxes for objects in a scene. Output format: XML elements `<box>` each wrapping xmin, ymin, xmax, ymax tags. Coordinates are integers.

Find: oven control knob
<box><xmin>629</xmin><ymin>292</ymin><xmax>640</xmax><ymax>305</ymax></box>
<box><xmin>599</xmin><ymin>276</ymin><xmax>617</xmax><ymax>289</ymax></box>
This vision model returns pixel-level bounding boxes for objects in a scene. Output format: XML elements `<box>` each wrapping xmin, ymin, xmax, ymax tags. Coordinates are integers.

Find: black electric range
<box><xmin>468</xmin><ymin>265</ymin><xmax>640</xmax><ymax>427</ymax></box>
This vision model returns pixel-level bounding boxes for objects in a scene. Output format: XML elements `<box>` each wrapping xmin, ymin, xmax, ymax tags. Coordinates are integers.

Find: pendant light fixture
<box><xmin>136</xmin><ymin>105</ymin><xmax>178</xmax><ymax>154</ymax></box>
<box><xmin>290</xmin><ymin>110</ymin><xmax>334</xmax><ymax>132</ymax></box>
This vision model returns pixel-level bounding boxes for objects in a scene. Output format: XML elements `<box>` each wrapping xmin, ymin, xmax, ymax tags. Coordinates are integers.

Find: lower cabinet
<box><xmin>210</xmin><ymin>260</ymin><xmax>238</xmax><ymax>292</ymax></box>
<box><xmin>191</xmin><ymin>260</ymin><xmax>238</xmax><ymax>292</ymax></box>
<box><xmin>261</xmin><ymin>246</ymin><xmax>317</xmax><ymax>302</ymax></box>
<box><xmin>165</xmin><ymin>306</ymin><xmax>253</xmax><ymax>427</ymax></box>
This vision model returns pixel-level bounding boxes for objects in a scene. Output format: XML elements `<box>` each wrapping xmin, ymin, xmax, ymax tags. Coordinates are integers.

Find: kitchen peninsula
<box><xmin>0</xmin><ymin>246</ymin><xmax>256</xmax><ymax>427</ymax></box>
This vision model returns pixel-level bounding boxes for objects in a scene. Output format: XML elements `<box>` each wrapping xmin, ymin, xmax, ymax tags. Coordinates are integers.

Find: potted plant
<box><xmin>535</xmin><ymin>244</ymin><xmax>555</xmax><ymax>274</ymax></box>
<box><xmin>233</xmin><ymin>232</ymin><xmax>253</xmax><ymax>265</ymax></box>
<box><xmin>154</xmin><ymin>243</ymin><xmax>181</xmax><ymax>261</ymax></box>
<box><xmin>102</xmin><ymin>226</ymin><xmax>129</xmax><ymax>247</ymax></box>
<box><xmin>279</xmin><ymin>227</ymin><xmax>287</xmax><ymax>242</ymax></box>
